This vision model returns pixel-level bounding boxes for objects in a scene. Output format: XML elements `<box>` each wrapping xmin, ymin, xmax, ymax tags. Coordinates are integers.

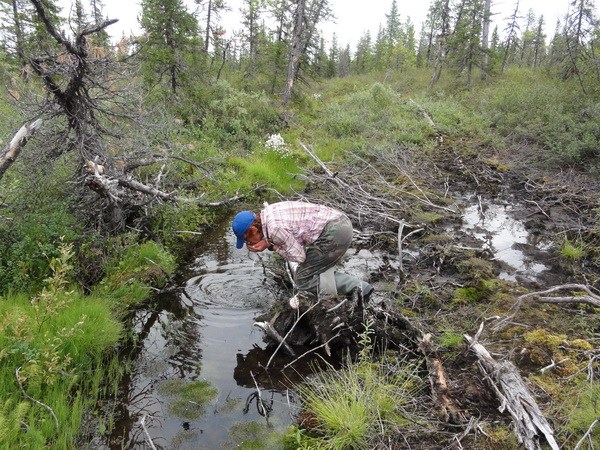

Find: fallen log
<box><xmin>465</xmin><ymin>327</ymin><xmax>560</xmax><ymax>450</ymax></box>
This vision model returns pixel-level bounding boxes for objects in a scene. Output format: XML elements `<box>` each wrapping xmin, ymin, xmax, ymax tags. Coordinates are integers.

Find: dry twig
<box><xmin>15</xmin><ymin>367</ymin><xmax>59</xmax><ymax>430</ymax></box>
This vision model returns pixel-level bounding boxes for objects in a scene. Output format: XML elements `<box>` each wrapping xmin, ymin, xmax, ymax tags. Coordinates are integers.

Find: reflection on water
<box><xmin>461</xmin><ymin>196</ymin><xmax>552</xmax><ymax>282</ymax></box>
<box><xmin>102</xmin><ymin>225</ymin><xmax>301</xmax><ymax>449</ymax></box>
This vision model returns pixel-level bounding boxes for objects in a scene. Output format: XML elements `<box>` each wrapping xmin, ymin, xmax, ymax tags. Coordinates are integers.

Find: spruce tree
<box><xmin>139</xmin><ymin>0</ymin><xmax>199</xmax><ymax>94</ymax></box>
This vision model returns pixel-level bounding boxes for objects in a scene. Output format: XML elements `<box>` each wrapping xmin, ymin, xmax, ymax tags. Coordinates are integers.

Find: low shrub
<box><xmin>95</xmin><ymin>238</ymin><xmax>176</xmax><ymax>309</ymax></box>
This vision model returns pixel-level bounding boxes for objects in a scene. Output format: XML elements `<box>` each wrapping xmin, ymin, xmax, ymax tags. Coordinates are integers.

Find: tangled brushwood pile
<box><xmin>253</xmin><ymin>143</ymin><xmax>600</xmax><ymax>449</ymax></box>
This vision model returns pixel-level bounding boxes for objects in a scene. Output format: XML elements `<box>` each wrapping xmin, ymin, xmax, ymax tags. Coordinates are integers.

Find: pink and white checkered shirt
<box><xmin>260</xmin><ymin>201</ymin><xmax>343</xmax><ymax>263</ymax></box>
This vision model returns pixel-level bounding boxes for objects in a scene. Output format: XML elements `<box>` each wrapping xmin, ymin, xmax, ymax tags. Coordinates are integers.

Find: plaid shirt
<box><xmin>260</xmin><ymin>201</ymin><xmax>343</xmax><ymax>263</ymax></box>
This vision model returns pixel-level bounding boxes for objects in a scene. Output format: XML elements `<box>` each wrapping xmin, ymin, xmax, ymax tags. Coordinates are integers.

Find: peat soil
<box><xmin>289</xmin><ymin>145</ymin><xmax>600</xmax><ymax>449</ymax></box>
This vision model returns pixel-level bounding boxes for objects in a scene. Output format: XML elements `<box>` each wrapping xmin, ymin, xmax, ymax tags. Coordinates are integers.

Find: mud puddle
<box><xmin>98</xmin><ymin>219</ymin><xmax>385</xmax><ymax>449</ymax></box>
<box><xmin>455</xmin><ymin>194</ymin><xmax>557</xmax><ymax>285</ymax></box>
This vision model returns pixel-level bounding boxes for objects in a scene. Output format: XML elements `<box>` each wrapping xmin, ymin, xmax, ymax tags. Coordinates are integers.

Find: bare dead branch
<box><xmin>255</xmin><ymin>320</ymin><xmax>296</xmax><ymax>358</ymax></box>
<box><xmin>539</xmin><ymin>358</ymin><xmax>571</xmax><ymax>374</ymax></box>
<box><xmin>493</xmin><ymin>284</ymin><xmax>600</xmax><ymax>331</ymax></box>
<box><xmin>418</xmin><ymin>333</ymin><xmax>468</xmax><ymax>424</ymax></box>
<box><xmin>574</xmin><ymin>419</ymin><xmax>599</xmax><ymax>450</ymax></box>
<box><xmin>16</xmin><ymin>367</ymin><xmax>59</xmax><ymax>430</ymax></box>
<box><xmin>283</xmin><ymin>332</ymin><xmax>341</xmax><ymax>370</ymax></box>
<box><xmin>465</xmin><ymin>329</ymin><xmax>560</xmax><ymax>450</ymax></box>
<box><xmin>0</xmin><ymin>119</ymin><xmax>42</xmax><ymax>181</ymax></box>
<box><xmin>140</xmin><ymin>415</ymin><xmax>157</xmax><ymax>450</ymax></box>
<box><xmin>80</xmin><ymin>19</ymin><xmax>119</xmax><ymax>37</ymax></box>
<box><xmin>299</xmin><ymin>141</ymin><xmax>341</xmax><ymax>180</ymax></box>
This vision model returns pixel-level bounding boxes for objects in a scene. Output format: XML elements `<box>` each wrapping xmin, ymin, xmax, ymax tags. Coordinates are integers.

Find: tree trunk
<box><xmin>204</xmin><ymin>0</ymin><xmax>213</xmax><ymax>53</ymax></box>
<box><xmin>428</xmin><ymin>0</ymin><xmax>450</xmax><ymax>88</ymax></box>
<box><xmin>481</xmin><ymin>0</ymin><xmax>491</xmax><ymax>78</ymax></box>
<box><xmin>282</xmin><ymin>0</ymin><xmax>306</xmax><ymax>108</ymax></box>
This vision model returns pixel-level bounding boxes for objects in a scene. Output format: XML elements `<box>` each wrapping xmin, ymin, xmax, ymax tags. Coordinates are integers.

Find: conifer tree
<box><xmin>88</xmin><ymin>0</ymin><xmax>110</xmax><ymax>47</ymax></box>
<box><xmin>481</xmin><ymin>0</ymin><xmax>491</xmax><ymax>77</ymax></box>
<box><xmin>1</xmin><ymin>0</ymin><xmax>63</xmax><ymax>68</ymax></box>
<box><xmin>501</xmin><ymin>1</ymin><xmax>521</xmax><ymax>72</ymax></box>
<box><xmin>139</xmin><ymin>0</ymin><xmax>199</xmax><ymax>94</ymax></box>
<box><xmin>198</xmin><ymin>0</ymin><xmax>227</xmax><ymax>53</ymax></box>
<box><xmin>444</xmin><ymin>0</ymin><xmax>485</xmax><ymax>85</ymax></box>
<box><xmin>373</xmin><ymin>25</ymin><xmax>387</xmax><ymax>72</ymax></box>
<box><xmin>266</xmin><ymin>0</ymin><xmax>291</xmax><ymax>94</ymax></box>
<box><xmin>518</xmin><ymin>9</ymin><xmax>537</xmax><ymax>67</ymax></box>
<box><xmin>240</xmin><ymin>0</ymin><xmax>263</xmax><ymax>77</ymax></box>
<box><xmin>562</xmin><ymin>0</ymin><xmax>598</xmax><ymax>92</ymax></box>
<box><xmin>428</xmin><ymin>0</ymin><xmax>450</xmax><ymax>88</ymax></box>
<box><xmin>532</xmin><ymin>15</ymin><xmax>546</xmax><ymax>67</ymax></box>
<box><xmin>325</xmin><ymin>32</ymin><xmax>337</xmax><ymax>77</ymax></box>
<box><xmin>282</xmin><ymin>0</ymin><xmax>331</xmax><ymax>107</ymax></box>
<box><xmin>353</xmin><ymin>31</ymin><xmax>373</xmax><ymax>73</ymax></box>
<box><xmin>337</xmin><ymin>43</ymin><xmax>350</xmax><ymax>77</ymax></box>
<box><xmin>313</xmin><ymin>36</ymin><xmax>328</xmax><ymax>77</ymax></box>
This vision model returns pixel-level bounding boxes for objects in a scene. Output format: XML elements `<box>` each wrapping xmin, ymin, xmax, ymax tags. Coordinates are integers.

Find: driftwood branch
<box><xmin>283</xmin><ymin>332</ymin><xmax>341</xmax><ymax>370</ymax></box>
<box><xmin>299</xmin><ymin>141</ymin><xmax>342</xmax><ymax>181</ymax></box>
<box><xmin>264</xmin><ymin>300</ymin><xmax>331</xmax><ymax>368</ymax></box>
<box><xmin>87</xmin><ymin>170</ymin><xmax>245</xmax><ymax>207</ymax></box>
<box><xmin>0</xmin><ymin>119</ymin><xmax>43</xmax><ymax>181</ymax></box>
<box><xmin>465</xmin><ymin>328</ymin><xmax>559</xmax><ymax>450</ymax></box>
<box><xmin>140</xmin><ymin>415</ymin><xmax>157</xmax><ymax>450</ymax></box>
<box><xmin>255</xmin><ymin>321</ymin><xmax>296</xmax><ymax>357</ymax></box>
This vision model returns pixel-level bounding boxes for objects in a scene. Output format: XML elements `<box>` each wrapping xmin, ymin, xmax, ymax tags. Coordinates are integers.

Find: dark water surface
<box><xmin>100</xmin><ymin>224</ymin><xmax>307</xmax><ymax>449</ymax></box>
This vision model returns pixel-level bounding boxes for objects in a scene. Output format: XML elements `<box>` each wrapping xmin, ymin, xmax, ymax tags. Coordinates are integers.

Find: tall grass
<box><xmin>224</xmin><ymin>148</ymin><xmax>304</xmax><ymax>195</ymax></box>
<box><xmin>0</xmin><ymin>244</ymin><xmax>124</xmax><ymax>448</ymax></box>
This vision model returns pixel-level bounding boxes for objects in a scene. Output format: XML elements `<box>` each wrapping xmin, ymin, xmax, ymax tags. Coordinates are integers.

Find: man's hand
<box><xmin>247</xmin><ymin>239</ymin><xmax>271</xmax><ymax>252</ymax></box>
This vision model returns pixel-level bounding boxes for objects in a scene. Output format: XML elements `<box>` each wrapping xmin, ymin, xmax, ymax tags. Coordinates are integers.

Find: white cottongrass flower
<box><xmin>265</xmin><ymin>133</ymin><xmax>289</xmax><ymax>155</ymax></box>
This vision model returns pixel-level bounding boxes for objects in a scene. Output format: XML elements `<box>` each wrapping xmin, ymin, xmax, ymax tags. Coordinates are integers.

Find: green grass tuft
<box><xmin>294</xmin><ymin>355</ymin><xmax>422</xmax><ymax>449</ymax></box>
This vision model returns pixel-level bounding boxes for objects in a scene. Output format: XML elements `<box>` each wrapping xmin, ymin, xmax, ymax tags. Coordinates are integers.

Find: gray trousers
<box><xmin>294</xmin><ymin>215</ymin><xmax>363</xmax><ymax>296</ymax></box>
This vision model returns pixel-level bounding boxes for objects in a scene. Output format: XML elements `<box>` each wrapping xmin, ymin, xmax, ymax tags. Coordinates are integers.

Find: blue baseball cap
<box><xmin>232</xmin><ymin>211</ymin><xmax>256</xmax><ymax>249</ymax></box>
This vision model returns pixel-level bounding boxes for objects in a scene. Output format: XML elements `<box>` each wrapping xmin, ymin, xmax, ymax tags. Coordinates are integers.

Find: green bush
<box><xmin>203</xmin><ymin>81</ymin><xmax>283</xmax><ymax>150</ymax></box>
<box><xmin>483</xmin><ymin>70</ymin><xmax>600</xmax><ymax>167</ymax></box>
<box><xmin>0</xmin><ymin>208</ymin><xmax>80</xmax><ymax>294</ymax></box>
